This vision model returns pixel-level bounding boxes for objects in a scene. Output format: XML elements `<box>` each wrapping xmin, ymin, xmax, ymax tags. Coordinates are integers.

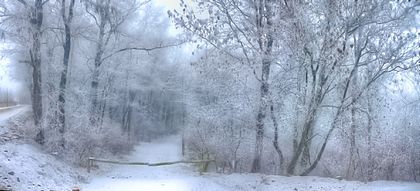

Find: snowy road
<box><xmin>83</xmin><ymin>136</ymin><xmax>420</xmax><ymax>191</ymax></box>
<box><xmin>0</xmin><ymin>105</ymin><xmax>28</xmax><ymax>124</ymax></box>
<box><xmin>0</xmin><ymin>105</ymin><xmax>29</xmax><ymax>135</ymax></box>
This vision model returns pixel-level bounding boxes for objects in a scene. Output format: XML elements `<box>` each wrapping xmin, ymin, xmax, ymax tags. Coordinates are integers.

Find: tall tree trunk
<box><xmin>287</xmin><ymin>62</ymin><xmax>326</xmax><ymax>175</ymax></box>
<box><xmin>89</xmin><ymin>66</ymin><xmax>100</xmax><ymax>126</ymax></box>
<box><xmin>367</xmin><ymin>101</ymin><xmax>373</xmax><ymax>181</ymax></box>
<box><xmin>271</xmin><ymin>104</ymin><xmax>284</xmax><ymax>174</ymax></box>
<box><xmin>347</xmin><ymin>72</ymin><xmax>358</xmax><ymax>178</ymax></box>
<box><xmin>300</xmin><ymin>68</ymin><xmax>314</xmax><ymax>169</ymax></box>
<box><xmin>30</xmin><ymin>0</ymin><xmax>44</xmax><ymax>145</ymax></box>
<box><xmin>347</xmin><ymin>94</ymin><xmax>357</xmax><ymax>178</ymax></box>
<box><xmin>251</xmin><ymin>70</ymin><xmax>269</xmax><ymax>173</ymax></box>
<box><xmin>287</xmin><ymin>103</ymin><xmax>318</xmax><ymax>175</ymax></box>
<box><xmin>57</xmin><ymin>0</ymin><xmax>75</xmax><ymax>147</ymax></box>
<box><xmin>367</xmin><ymin>64</ymin><xmax>374</xmax><ymax>181</ymax></box>
<box><xmin>250</xmin><ymin>0</ymin><xmax>274</xmax><ymax>173</ymax></box>
<box><xmin>293</xmin><ymin>67</ymin><xmax>308</xmax><ymax>157</ymax></box>
<box><xmin>89</xmin><ymin>13</ymin><xmax>106</xmax><ymax>128</ymax></box>
<box><xmin>347</xmin><ymin>32</ymin><xmax>363</xmax><ymax>178</ymax></box>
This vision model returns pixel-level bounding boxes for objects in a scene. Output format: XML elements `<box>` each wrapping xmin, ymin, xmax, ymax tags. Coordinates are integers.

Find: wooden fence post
<box><xmin>182</xmin><ymin>137</ymin><xmax>185</xmax><ymax>156</ymax></box>
<box><xmin>87</xmin><ymin>157</ymin><xmax>92</xmax><ymax>173</ymax></box>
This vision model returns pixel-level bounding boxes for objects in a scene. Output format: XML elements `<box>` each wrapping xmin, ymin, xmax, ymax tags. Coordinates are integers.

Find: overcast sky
<box><xmin>0</xmin><ymin>43</ymin><xmax>19</xmax><ymax>90</ymax></box>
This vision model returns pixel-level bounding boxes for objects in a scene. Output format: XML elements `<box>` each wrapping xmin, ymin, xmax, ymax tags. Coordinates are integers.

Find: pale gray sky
<box><xmin>155</xmin><ymin>0</ymin><xmax>181</xmax><ymax>10</ymax></box>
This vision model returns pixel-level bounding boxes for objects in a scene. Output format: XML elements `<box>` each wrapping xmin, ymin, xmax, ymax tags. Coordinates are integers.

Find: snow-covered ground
<box><xmin>83</xmin><ymin>136</ymin><xmax>420</xmax><ymax>191</ymax></box>
<box><xmin>1</xmin><ymin>107</ymin><xmax>419</xmax><ymax>191</ymax></box>
<box><xmin>0</xmin><ymin>106</ymin><xmax>83</xmax><ymax>191</ymax></box>
<box><xmin>0</xmin><ymin>105</ymin><xmax>28</xmax><ymax>119</ymax></box>
<box><xmin>0</xmin><ymin>105</ymin><xmax>29</xmax><ymax>133</ymax></box>
<box><xmin>0</xmin><ymin>143</ymin><xmax>82</xmax><ymax>190</ymax></box>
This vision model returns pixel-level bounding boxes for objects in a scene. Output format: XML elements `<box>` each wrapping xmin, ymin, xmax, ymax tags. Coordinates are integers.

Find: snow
<box><xmin>0</xmin><ymin>106</ymin><xmax>83</xmax><ymax>191</ymax></box>
<box><xmin>83</xmin><ymin>136</ymin><xmax>420</xmax><ymax>191</ymax></box>
<box><xmin>82</xmin><ymin>136</ymin><xmax>202</xmax><ymax>191</ymax></box>
<box><xmin>0</xmin><ymin>143</ymin><xmax>82</xmax><ymax>191</ymax></box>
<box><xmin>0</xmin><ymin>105</ymin><xmax>29</xmax><ymax>125</ymax></box>
<box><xmin>0</xmin><ymin>107</ymin><xmax>418</xmax><ymax>191</ymax></box>
<box><xmin>0</xmin><ymin>105</ymin><xmax>30</xmax><ymax>136</ymax></box>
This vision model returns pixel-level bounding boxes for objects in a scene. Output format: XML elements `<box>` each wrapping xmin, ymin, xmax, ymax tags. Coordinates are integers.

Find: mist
<box><xmin>0</xmin><ymin>0</ymin><xmax>419</xmax><ymax>190</ymax></box>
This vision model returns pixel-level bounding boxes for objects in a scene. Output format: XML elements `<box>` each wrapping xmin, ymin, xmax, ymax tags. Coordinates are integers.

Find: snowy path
<box><xmin>82</xmin><ymin>135</ymin><xmax>227</xmax><ymax>191</ymax></box>
<box><xmin>0</xmin><ymin>105</ymin><xmax>29</xmax><ymax>135</ymax></box>
<box><xmin>82</xmin><ymin>136</ymin><xmax>420</xmax><ymax>191</ymax></box>
<box><xmin>0</xmin><ymin>105</ymin><xmax>28</xmax><ymax>124</ymax></box>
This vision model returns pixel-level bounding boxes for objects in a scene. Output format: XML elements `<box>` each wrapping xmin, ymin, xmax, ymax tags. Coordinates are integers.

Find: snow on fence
<box><xmin>87</xmin><ymin>157</ymin><xmax>214</xmax><ymax>173</ymax></box>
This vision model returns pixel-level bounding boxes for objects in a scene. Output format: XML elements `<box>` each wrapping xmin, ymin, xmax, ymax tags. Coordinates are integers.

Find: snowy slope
<box><xmin>83</xmin><ymin>136</ymin><xmax>420</xmax><ymax>191</ymax></box>
<box><xmin>0</xmin><ymin>106</ymin><xmax>83</xmax><ymax>191</ymax></box>
<box><xmin>0</xmin><ymin>143</ymin><xmax>82</xmax><ymax>191</ymax></box>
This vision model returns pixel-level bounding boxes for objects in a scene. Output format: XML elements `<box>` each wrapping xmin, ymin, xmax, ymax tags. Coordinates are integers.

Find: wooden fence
<box><xmin>87</xmin><ymin>157</ymin><xmax>214</xmax><ymax>173</ymax></box>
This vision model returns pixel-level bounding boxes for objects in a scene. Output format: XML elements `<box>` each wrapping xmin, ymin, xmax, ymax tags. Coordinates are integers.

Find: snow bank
<box><xmin>0</xmin><ymin>143</ymin><xmax>83</xmax><ymax>191</ymax></box>
<box><xmin>203</xmin><ymin>173</ymin><xmax>420</xmax><ymax>191</ymax></box>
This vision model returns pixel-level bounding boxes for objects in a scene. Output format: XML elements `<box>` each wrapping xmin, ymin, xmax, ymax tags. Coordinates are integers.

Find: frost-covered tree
<box><xmin>171</xmin><ymin>0</ymin><xmax>419</xmax><ymax>178</ymax></box>
<box><xmin>171</xmin><ymin>0</ymin><xmax>285</xmax><ymax>173</ymax></box>
<box><xmin>55</xmin><ymin>0</ymin><xmax>75</xmax><ymax>148</ymax></box>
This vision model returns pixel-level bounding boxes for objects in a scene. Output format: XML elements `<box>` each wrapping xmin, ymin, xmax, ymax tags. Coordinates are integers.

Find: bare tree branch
<box><xmin>101</xmin><ymin>41</ymin><xmax>188</xmax><ymax>62</ymax></box>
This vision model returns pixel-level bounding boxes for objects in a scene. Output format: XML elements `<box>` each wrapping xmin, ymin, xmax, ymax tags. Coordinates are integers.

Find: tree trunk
<box><xmin>271</xmin><ymin>104</ymin><xmax>284</xmax><ymax>173</ymax></box>
<box><xmin>292</xmin><ymin>67</ymin><xmax>308</xmax><ymax>157</ymax></box>
<box><xmin>347</xmin><ymin>96</ymin><xmax>358</xmax><ymax>178</ymax></box>
<box><xmin>89</xmin><ymin>67</ymin><xmax>100</xmax><ymax>126</ymax></box>
<box><xmin>89</xmin><ymin>15</ymin><xmax>105</xmax><ymax>128</ymax></box>
<box><xmin>367</xmin><ymin>64</ymin><xmax>374</xmax><ymax>181</ymax></box>
<box><xmin>287</xmin><ymin>105</ymin><xmax>317</xmax><ymax>175</ymax></box>
<box><xmin>347</xmin><ymin>101</ymin><xmax>357</xmax><ymax>178</ymax></box>
<box><xmin>30</xmin><ymin>0</ymin><xmax>44</xmax><ymax>145</ymax></box>
<box><xmin>347</xmin><ymin>33</ymin><xmax>362</xmax><ymax>179</ymax></box>
<box><xmin>300</xmin><ymin>109</ymin><xmax>341</xmax><ymax>176</ymax></box>
<box><xmin>251</xmin><ymin>57</ymin><xmax>271</xmax><ymax>173</ymax></box>
<box><xmin>122</xmin><ymin>90</ymin><xmax>135</xmax><ymax>136</ymax></box>
<box><xmin>287</xmin><ymin>62</ymin><xmax>326</xmax><ymax>175</ymax></box>
<box><xmin>251</xmin><ymin>0</ymin><xmax>274</xmax><ymax>173</ymax></box>
<box><xmin>301</xmin><ymin>128</ymin><xmax>313</xmax><ymax>168</ymax></box>
<box><xmin>367</xmin><ymin>103</ymin><xmax>373</xmax><ymax>181</ymax></box>
<box><xmin>57</xmin><ymin>0</ymin><xmax>75</xmax><ymax>147</ymax></box>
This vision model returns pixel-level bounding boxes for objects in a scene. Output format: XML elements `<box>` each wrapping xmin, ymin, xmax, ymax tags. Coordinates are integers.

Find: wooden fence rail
<box><xmin>87</xmin><ymin>157</ymin><xmax>214</xmax><ymax>173</ymax></box>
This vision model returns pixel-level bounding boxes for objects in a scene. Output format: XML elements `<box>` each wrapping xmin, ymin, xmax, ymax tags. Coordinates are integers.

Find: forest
<box><xmin>0</xmin><ymin>0</ymin><xmax>419</xmax><ymax>190</ymax></box>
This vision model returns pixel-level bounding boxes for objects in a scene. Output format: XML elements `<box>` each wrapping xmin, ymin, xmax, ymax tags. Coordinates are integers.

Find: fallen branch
<box><xmin>87</xmin><ymin>157</ymin><xmax>214</xmax><ymax>173</ymax></box>
<box><xmin>148</xmin><ymin>160</ymin><xmax>214</xmax><ymax>166</ymax></box>
<box><xmin>88</xmin><ymin>157</ymin><xmax>149</xmax><ymax>165</ymax></box>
